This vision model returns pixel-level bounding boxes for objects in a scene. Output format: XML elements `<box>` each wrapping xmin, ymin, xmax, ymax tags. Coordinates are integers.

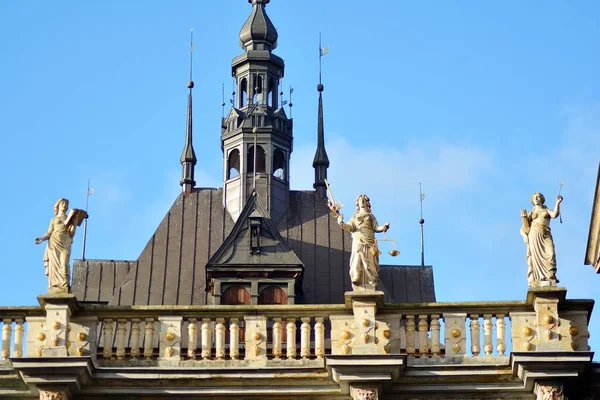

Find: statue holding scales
<box><xmin>326</xmin><ymin>180</ymin><xmax>392</xmax><ymax>291</ymax></box>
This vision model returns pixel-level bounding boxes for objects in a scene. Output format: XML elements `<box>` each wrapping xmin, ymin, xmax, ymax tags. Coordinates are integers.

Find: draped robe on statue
<box><xmin>340</xmin><ymin>212</ymin><xmax>381</xmax><ymax>288</ymax></box>
<box><xmin>522</xmin><ymin>208</ymin><xmax>558</xmax><ymax>286</ymax></box>
<box><xmin>43</xmin><ymin>216</ymin><xmax>73</xmax><ymax>292</ymax></box>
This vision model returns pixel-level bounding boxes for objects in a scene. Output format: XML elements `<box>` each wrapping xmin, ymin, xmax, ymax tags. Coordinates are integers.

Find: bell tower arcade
<box><xmin>221</xmin><ymin>0</ymin><xmax>292</xmax><ymax>224</ymax></box>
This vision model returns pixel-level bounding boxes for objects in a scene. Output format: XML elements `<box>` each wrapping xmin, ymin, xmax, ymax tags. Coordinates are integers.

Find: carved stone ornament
<box><xmin>40</xmin><ymin>390</ymin><xmax>65</xmax><ymax>400</ymax></box>
<box><xmin>538</xmin><ymin>384</ymin><xmax>564</xmax><ymax>400</ymax></box>
<box><xmin>353</xmin><ymin>387</ymin><xmax>378</xmax><ymax>400</ymax></box>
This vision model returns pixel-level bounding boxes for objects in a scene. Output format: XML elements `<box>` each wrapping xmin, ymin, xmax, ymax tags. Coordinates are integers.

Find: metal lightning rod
<box><xmin>81</xmin><ymin>179</ymin><xmax>93</xmax><ymax>260</ymax></box>
<box><xmin>419</xmin><ymin>183</ymin><xmax>426</xmax><ymax>267</ymax></box>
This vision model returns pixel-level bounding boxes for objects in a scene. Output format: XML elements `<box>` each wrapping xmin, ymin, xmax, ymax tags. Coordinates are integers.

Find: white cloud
<box><xmin>291</xmin><ymin>135</ymin><xmax>494</xmax><ymax>210</ymax></box>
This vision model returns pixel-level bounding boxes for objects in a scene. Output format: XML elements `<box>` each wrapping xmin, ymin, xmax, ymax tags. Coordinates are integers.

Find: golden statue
<box><xmin>35</xmin><ymin>198</ymin><xmax>87</xmax><ymax>294</ymax></box>
<box><xmin>520</xmin><ymin>192</ymin><xmax>562</xmax><ymax>287</ymax></box>
<box><xmin>334</xmin><ymin>194</ymin><xmax>390</xmax><ymax>290</ymax></box>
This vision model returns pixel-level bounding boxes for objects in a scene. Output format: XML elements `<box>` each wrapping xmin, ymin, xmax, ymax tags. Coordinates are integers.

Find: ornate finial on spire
<box><xmin>180</xmin><ymin>29</ymin><xmax>197</xmax><ymax>194</ymax></box>
<box><xmin>313</xmin><ymin>34</ymin><xmax>330</xmax><ymax>198</ymax></box>
<box><xmin>239</xmin><ymin>0</ymin><xmax>278</xmax><ymax>52</ymax></box>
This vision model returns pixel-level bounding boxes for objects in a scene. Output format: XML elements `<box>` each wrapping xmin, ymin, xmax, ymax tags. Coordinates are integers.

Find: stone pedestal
<box><xmin>345</xmin><ymin>291</ymin><xmax>385</xmax><ymax>355</ymax></box>
<box><xmin>528</xmin><ymin>287</ymin><xmax>566</xmax><ymax>351</ymax></box>
<box><xmin>37</xmin><ymin>294</ymin><xmax>78</xmax><ymax>357</ymax></box>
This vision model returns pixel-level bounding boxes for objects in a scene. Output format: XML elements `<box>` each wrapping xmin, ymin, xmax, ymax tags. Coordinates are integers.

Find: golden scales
<box><xmin>380</xmin><ymin>232</ymin><xmax>400</xmax><ymax>257</ymax></box>
<box><xmin>324</xmin><ymin>179</ymin><xmax>400</xmax><ymax>257</ymax></box>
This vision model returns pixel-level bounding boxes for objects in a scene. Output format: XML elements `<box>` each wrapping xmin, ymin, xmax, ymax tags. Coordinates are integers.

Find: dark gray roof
<box><xmin>207</xmin><ymin>190</ymin><xmax>303</xmax><ymax>268</ymax></box>
<box><xmin>239</xmin><ymin>0</ymin><xmax>278</xmax><ymax>51</ymax></box>
<box><xmin>72</xmin><ymin>188</ymin><xmax>436</xmax><ymax>305</ymax></box>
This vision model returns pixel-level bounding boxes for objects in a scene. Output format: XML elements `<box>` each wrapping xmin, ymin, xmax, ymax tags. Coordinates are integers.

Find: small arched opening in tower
<box><xmin>252</xmin><ymin>75</ymin><xmax>263</xmax><ymax>104</ymax></box>
<box><xmin>267</xmin><ymin>78</ymin><xmax>275</xmax><ymax>107</ymax></box>
<box><xmin>227</xmin><ymin>148</ymin><xmax>240</xmax><ymax>179</ymax></box>
<box><xmin>222</xmin><ymin>285</ymin><xmax>251</xmax><ymax>305</ymax></box>
<box><xmin>247</xmin><ymin>145</ymin><xmax>266</xmax><ymax>173</ymax></box>
<box><xmin>239</xmin><ymin>78</ymin><xmax>247</xmax><ymax>107</ymax></box>
<box><xmin>273</xmin><ymin>148</ymin><xmax>286</xmax><ymax>180</ymax></box>
<box><xmin>258</xmin><ymin>286</ymin><xmax>288</xmax><ymax>305</ymax></box>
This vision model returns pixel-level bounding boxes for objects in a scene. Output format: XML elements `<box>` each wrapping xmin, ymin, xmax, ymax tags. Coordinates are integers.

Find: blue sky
<box><xmin>1</xmin><ymin>1</ymin><xmax>599</xmax><ymax>354</ymax></box>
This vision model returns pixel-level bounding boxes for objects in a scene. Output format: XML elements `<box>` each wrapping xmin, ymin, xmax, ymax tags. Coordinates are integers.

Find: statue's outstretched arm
<box><xmin>548</xmin><ymin>195</ymin><xmax>563</xmax><ymax>219</ymax></box>
<box><xmin>375</xmin><ymin>222</ymin><xmax>390</xmax><ymax>233</ymax></box>
<box><xmin>35</xmin><ymin>220</ymin><xmax>54</xmax><ymax>244</ymax></box>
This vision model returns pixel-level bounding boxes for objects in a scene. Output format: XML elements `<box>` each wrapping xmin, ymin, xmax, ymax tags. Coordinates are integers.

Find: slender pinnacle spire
<box><xmin>180</xmin><ymin>29</ymin><xmax>197</xmax><ymax>194</ymax></box>
<box><xmin>313</xmin><ymin>33</ymin><xmax>330</xmax><ymax>198</ymax></box>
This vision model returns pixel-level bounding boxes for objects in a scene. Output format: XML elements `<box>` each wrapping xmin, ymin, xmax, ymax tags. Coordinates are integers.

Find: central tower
<box><xmin>222</xmin><ymin>0</ymin><xmax>292</xmax><ymax>224</ymax></box>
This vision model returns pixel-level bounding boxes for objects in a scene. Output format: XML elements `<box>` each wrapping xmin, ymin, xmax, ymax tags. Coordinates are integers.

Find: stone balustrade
<box><xmin>0</xmin><ymin>307</ymin><xmax>43</xmax><ymax>360</ymax></box>
<box><xmin>92</xmin><ymin>308</ymin><xmax>340</xmax><ymax>362</ymax></box>
<box><xmin>1</xmin><ymin>289</ymin><xmax>592</xmax><ymax>367</ymax></box>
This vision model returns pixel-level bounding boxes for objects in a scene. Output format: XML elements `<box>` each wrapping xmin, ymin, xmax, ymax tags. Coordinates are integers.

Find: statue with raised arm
<box><xmin>520</xmin><ymin>192</ymin><xmax>563</xmax><ymax>287</ymax></box>
<box><xmin>334</xmin><ymin>194</ymin><xmax>390</xmax><ymax>291</ymax></box>
<box><xmin>35</xmin><ymin>198</ymin><xmax>87</xmax><ymax>294</ymax></box>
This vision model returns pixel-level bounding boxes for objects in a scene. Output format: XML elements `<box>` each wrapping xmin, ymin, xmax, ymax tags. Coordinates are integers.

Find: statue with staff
<box><xmin>520</xmin><ymin>182</ymin><xmax>563</xmax><ymax>288</ymax></box>
<box><xmin>326</xmin><ymin>180</ymin><xmax>392</xmax><ymax>291</ymax></box>
<box><xmin>35</xmin><ymin>198</ymin><xmax>88</xmax><ymax>294</ymax></box>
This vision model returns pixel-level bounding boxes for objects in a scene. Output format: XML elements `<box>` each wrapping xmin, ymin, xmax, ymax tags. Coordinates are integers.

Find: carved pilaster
<box><xmin>352</xmin><ymin>387</ymin><xmax>378</xmax><ymax>400</ymax></box>
<box><xmin>39</xmin><ymin>389</ymin><xmax>67</xmax><ymax>400</ymax></box>
<box><xmin>536</xmin><ymin>383</ymin><xmax>565</xmax><ymax>400</ymax></box>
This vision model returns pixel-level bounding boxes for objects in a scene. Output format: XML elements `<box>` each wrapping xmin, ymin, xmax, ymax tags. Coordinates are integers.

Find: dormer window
<box><xmin>249</xmin><ymin>218</ymin><xmax>261</xmax><ymax>254</ymax></box>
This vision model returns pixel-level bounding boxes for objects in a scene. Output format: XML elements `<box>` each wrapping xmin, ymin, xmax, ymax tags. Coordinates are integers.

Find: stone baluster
<box><xmin>300</xmin><ymin>317</ymin><xmax>311</xmax><ymax>359</ymax></box>
<box><xmin>405</xmin><ymin>315</ymin><xmax>416</xmax><ymax>356</ymax></box>
<box><xmin>215</xmin><ymin>318</ymin><xmax>226</xmax><ymax>360</ymax></box>
<box><xmin>116</xmin><ymin>319</ymin><xmax>127</xmax><ymax>360</ymax></box>
<box><xmin>483</xmin><ymin>314</ymin><xmax>493</xmax><ymax>356</ymax></box>
<box><xmin>496</xmin><ymin>314</ymin><xmax>506</xmax><ymax>356</ymax></box>
<box><xmin>418</xmin><ymin>315</ymin><xmax>429</xmax><ymax>355</ymax></box>
<box><xmin>430</xmin><ymin>314</ymin><xmax>441</xmax><ymax>357</ymax></box>
<box><xmin>13</xmin><ymin>319</ymin><xmax>23</xmax><ymax>358</ymax></box>
<box><xmin>314</xmin><ymin>317</ymin><xmax>325</xmax><ymax>359</ymax></box>
<box><xmin>103</xmin><ymin>319</ymin><xmax>114</xmax><ymax>360</ymax></box>
<box><xmin>469</xmin><ymin>314</ymin><xmax>481</xmax><ymax>356</ymax></box>
<box><xmin>130</xmin><ymin>319</ymin><xmax>141</xmax><ymax>359</ymax></box>
<box><xmin>286</xmin><ymin>318</ymin><xmax>296</xmax><ymax>359</ymax></box>
<box><xmin>187</xmin><ymin>318</ymin><xmax>198</xmax><ymax>359</ymax></box>
<box><xmin>1</xmin><ymin>319</ymin><xmax>11</xmax><ymax>360</ymax></box>
<box><xmin>229</xmin><ymin>318</ymin><xmax>240</xmax><ymax>360</ymax></box>
<box><xmin>201</xmin><ymin>318</ymin><xmax>212</xmax><ymax>360</ymax></box>
<box><xmin>144</xmin><ymin>318</ymin><xmax>155</xmax><ymax>360</ymax></box>
<box><xmin>272</xmin><ymin>318</ymin><xmax>283</xmax><ymax>359</ymax></box>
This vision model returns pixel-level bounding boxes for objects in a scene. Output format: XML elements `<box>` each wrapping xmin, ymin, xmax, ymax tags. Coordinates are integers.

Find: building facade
<box><xmin>1</xmin><ymin>1</ymin><xmax>599</xmax><ymax>399</ymax></box>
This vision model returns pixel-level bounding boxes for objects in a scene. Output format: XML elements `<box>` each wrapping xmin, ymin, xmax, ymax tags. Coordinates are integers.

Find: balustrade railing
<box><xmin>378</xmin><ymin>301</ymin><xmax>531</xmax><ymax>358</ymax></box>
<box><xmin>0</xmin><ymin>297</ymin><xmax>592</xmax><ymax>363</ymax></box>
<box><xmin>0</xmin><ymin>307</ymin><xmax>43</xmax><ymax>360</ymax></box>
<box><xmin>94</xmin><ymin>308</ymin><xmax>338</xmax><ymax>362</ymax></box>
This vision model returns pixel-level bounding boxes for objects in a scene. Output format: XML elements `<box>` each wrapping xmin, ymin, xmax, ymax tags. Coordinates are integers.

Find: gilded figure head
<box><xmin>53</xmin><ymin>198</ymin><xmax>69</xmax><ymax>216</ymax></box>
<box><xmin>530</xmin><ymin>192</ymin><xmax>545</xmax><ymax>206</ymax></box>
<box><xmin>355</xmin><ymin>194</ymin><xmax>372</xmax><ymax>212</ymax></box>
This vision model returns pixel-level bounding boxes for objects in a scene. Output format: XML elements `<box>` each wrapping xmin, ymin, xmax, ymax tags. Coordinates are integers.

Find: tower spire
<box><xmin>313</xmin><ymin>34</ymin><xmax>330</xmax><ymax>198</ymax></box>
<box><xmin>180</xmin><ymin>29</ymin><xmax>197</xmax><ymax>195</ymax></box>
